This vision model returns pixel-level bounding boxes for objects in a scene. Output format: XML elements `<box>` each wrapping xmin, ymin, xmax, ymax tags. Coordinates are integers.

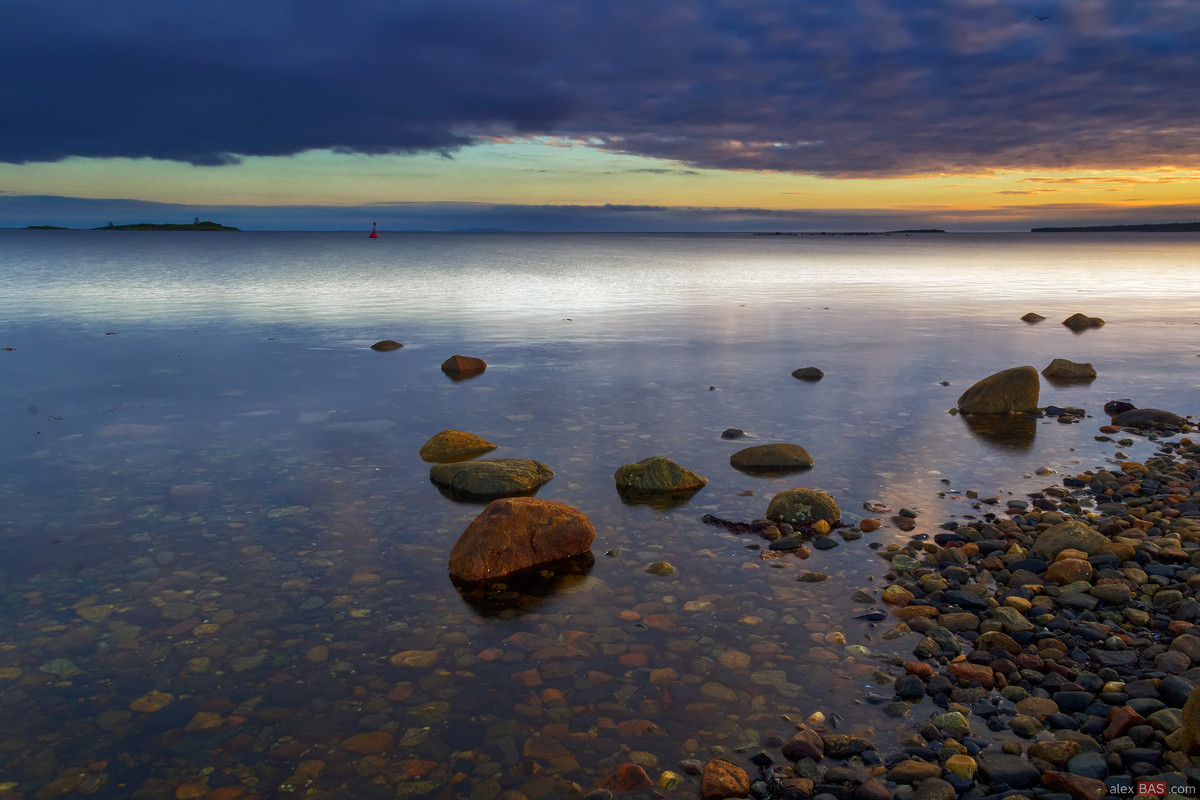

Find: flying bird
<box><xmin>1035</xmin><ymin>14</ymin><xmax>1051</xmax><ymax>21</ymax></box>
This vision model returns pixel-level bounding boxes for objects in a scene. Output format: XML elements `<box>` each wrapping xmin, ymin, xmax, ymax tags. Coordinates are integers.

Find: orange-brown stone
<box><xmin>947</xmin><ymin>661</ymin><xmax>994</xmax><ymax>688</ymax></box>
<box><xmin>598</xmin><ymin>763</ymin><xmax>653</xmax><ymax>791</ymax></box>
<box><xmin>1104</xmin><ymin>706</ymin><xmax>1148</xmax><ymax>740</ymax></box>
<box><xmin>418</xmin><ymin>429</ymin><xmax>498</xmax><ymax>463</ymax></box>
<box><xmin>204</xmin><ymin>787</ymin><xmax>248</xmax><ymax>800</ymax></box>
<box><xmin>700</xmin><ymin>759</ymin><xmax>750</xmax><ymax>800</ymax></box>
<box><xmin>448</xmin><ymin>497</ymin><xmax>594</xmax><ymax>581</ymax></box>
<box><xmin>904</xmin><ymin>661</ymin><xmax>934</xmax><ymax>678</ymax></box>
<box><xmin>1040</xmin><ymin>770</ymin><xmax>1107</xmax><ymax>800</ymax></box>
<box><xmin>339</xmin><ymin>731</ymin><xmax>395</xmax><ymax>754</ymax></box>
<box><xmin>440</xmin><ymin>355</ymin><xmax>487</xmax><ymax>379</ymax></box>
<box><xmin>1045</xmin><ymin>557</ymin><xmax>1093</xmax><ymax>585</ymax></box>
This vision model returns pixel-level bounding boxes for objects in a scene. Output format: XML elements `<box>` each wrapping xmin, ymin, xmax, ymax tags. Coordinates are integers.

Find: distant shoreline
<box><xmin>25</xmin><ymin>221</ymin><xmax>240</xmax><ymax>231</ymax></box>
<box><xmin>1032</xmin><ymin>221</ymin><xmax>1200</xmax><ymax>233</ymax></box>
<box><xmin>752</xmin><ymin>229</ymin><xmax>947</xmax><ymax>236</ymax></box>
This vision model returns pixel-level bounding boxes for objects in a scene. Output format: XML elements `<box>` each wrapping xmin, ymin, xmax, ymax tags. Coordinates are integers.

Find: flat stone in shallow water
<box><xmin>429</xmin><ymin>458</ymin><xmax>553</xmax><ymax>499</ymax></box>
<box><xmin>418</xmin><ymin>429</ymin><xmax>498</xmax><ymax>462</ymax></box>
<box><xmin>729</xmin><ymin>443</ymin><xmax>814</xmax><ymax>472</ymax></box>
<box><xmin>1112</xmin><ymin>407</ymin><xmax>1188</xmax><ymax>428</ymax></box>
<box><xmin>1042</xmin><ymin>358</ymin><xmax>1097</xmax><ymax>381</ymax></box>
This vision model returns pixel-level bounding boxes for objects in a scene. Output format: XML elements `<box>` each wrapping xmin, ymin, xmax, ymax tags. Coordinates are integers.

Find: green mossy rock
<box><xmin>766</xmin><ymin>488</ymin><xmax>841</xmax><ymax>525</ymax></box>
<box><xmin>956</xmin><ymin>366</ymin><xmax>1040</xmax><ymax>414</ymax></box>
<box><xmin>613</xmin><ymin>456</ymin><xmax>707</xmax><ymax>493</ymax></box>
<box><xmin>430</xmin><ymin>458</ymin><xmax>553</xmax><ymax>499</ymax></box>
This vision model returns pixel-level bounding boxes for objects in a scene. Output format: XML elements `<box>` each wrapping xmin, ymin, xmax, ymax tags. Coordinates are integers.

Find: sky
<box><xmin>1</xmin><ymin>0</ymin><xmax>1198</xmax><ymax>231</ymax></box>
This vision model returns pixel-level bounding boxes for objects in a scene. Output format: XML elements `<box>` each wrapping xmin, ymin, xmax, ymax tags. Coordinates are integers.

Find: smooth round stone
<box><xmin>1067</xmin><ymin>752</ymin><xmax>1108</xmax><ymax>780</ymax></box>
<box><xmin>1008</xmin><ymin>714</ymin><xmax>1043</xmax><ymax>737</ymax></box>
<box><xmin>895</xmin><ymin>675</ymin><xmax>926</xmax><ymax>700</ymax></box>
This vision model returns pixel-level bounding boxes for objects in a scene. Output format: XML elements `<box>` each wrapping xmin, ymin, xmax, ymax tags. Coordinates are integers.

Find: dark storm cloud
<box><xmin>3</xmin><ymin>0</ymin><xmax>1198</xmax><ymax>175</ymax></box>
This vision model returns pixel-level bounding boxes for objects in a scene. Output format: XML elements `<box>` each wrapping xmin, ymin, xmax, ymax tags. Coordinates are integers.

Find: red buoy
<box><xmin>369</xmin><ymin>221</ymin><xmax>378</xmax><ymax>239</ymax></box>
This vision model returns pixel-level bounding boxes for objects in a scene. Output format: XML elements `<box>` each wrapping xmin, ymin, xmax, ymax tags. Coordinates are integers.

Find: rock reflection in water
<box><xmin>450</xmin><ymin>551</ymin><xmax>596</xmax><ymax>617</ymax></box>
<box><xmin>615</xmin><ymin>486</ymin><xmax>705</xmax><ymax>508</ymax></box>
<box><xmin>960</xmin><ymin>412</ymin><xmax>1037</xmax><ymax>451</ymax></box>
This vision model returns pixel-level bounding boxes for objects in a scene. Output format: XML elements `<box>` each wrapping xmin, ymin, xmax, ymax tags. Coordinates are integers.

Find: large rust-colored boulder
<box><xmin>729</xmin><ymin>443</ymin><xmax>814</xmax><ymax>472</ymax></box>
<box><xmin>430</xmin><ymin>458</ymin><xmax>552</xmax><ymax>500</ymax></box>
<box><xmin>418</xmin><ymin>430</ymin><xmax>498</xmax><ymax>463</ymax></box>
<box><xmin>448</xmin><ymin>497</ymin><xmax>595</xmax><ymax>582</ymax></box>
<box><xmin>699</xmin><ymin>759</ymin><xmax>750</xmax><ymax>800</ymax></box>
<box><xmin>766</xmin><ymin>488</ymin><xmax>840</xmax><ymax>525</ymax></box>
<box><xmin>1042</xmin><ymin>358</ymin><xmax>1096</xmax><ymax>381</ymax></box>
<box><xmin>956</xmin><ymin>366</ymin><xmax>1040</xmax><ymax>414</ymax></box>
<box><xmin>613</xmin><ymin>457</ymin><xmax>707</xmax><ymax>494</ymax></box>
<box><xmin>1031</xmin><ymin>519</ymin><xmax>1108</xmax><ymax>559</ymax></box>
<box><xmin>440</xmin><ymin>355</ymin><xmax>487</xmax><ymax>379</ymax></box>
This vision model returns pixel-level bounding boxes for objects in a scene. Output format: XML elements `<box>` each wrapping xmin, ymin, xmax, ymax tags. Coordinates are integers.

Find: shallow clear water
<box><xmin>0</xmin><ymin>230</ymin><xmax>1198</xmax><ymax>797</ymax></box>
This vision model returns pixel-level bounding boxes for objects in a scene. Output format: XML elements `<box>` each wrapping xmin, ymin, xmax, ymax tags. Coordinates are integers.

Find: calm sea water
<box><xmin>0</xmin><ymin>230</ymin><xmax>1198</xmax><ymax>797</ymax></box>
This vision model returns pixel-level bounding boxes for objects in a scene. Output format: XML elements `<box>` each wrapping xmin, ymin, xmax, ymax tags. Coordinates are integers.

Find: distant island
<box><xmin>1032</xmin><ymin>221</ymin><xmax>1200</xmax><ymax>233</ymax></box>
<box><xmin>25</xmin><ymin>219</ymin><xmax>240</xmax><ymax>231</ymax></box>
<box><xmin>97</xmin><ymin>220</ymin><xmax>240</xmax><ymax>231</ymax></box>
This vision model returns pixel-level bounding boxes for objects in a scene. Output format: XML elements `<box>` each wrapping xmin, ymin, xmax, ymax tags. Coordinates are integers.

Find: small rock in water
<box><xmin>1104</xmin><ymin>399</ymin><xmax>1136</xmax><ymax>416</ymax></box>
<box><xmin>791</xmin><ymin>366</ymin><xmax>824</xmax><ymax>381</ymax></box>
<box><xmin>766</xmin><ymin>487</ymin><xmax>840</xmax><ymax>525</ymax></box>
<box><xmin>430</xmin><ymin>458</ymin><xmax>553</xmax><ymax>499</ymax></box>
<box><xmin>440</xmin><ymin>354</ymin><xmax>487</xmax><ymax>379</ymax></box>
<box><xmin>1042</xmin><ymin>358</ymin><xmax>1097</xmax><ymax>381</ymax></box>
<box><xmin>370</xmin><ymin>339</ymin><xmax>404</xmax><ymax>351</ymax></box>
<box><xmin>1062</xmin><ymin>312</ymin><xmax>1105</xmax><ymax>331</ymax></box>
<box><xmin>1020</xmin><ymin>312</ymin><xmax>1045</xmax><ymax>322</ymax></box>
<box><xmin>720</xmin><ymin>428</ymin><xmax>747</xmax><ymax>439</ymax></box>
<box><xmin>614</xmin><ymin>456</ymin><xmax>707</xmax><ymax>500</ymax></box>
<box><xmin>729</xmin><ymin>443</ymin><xmax>814</xmax><ymax>472</ymax></box>
<box><xmin>418</xmin><ymin>429</ymin><xmax>498</xmax><ymax>462</ymax></box>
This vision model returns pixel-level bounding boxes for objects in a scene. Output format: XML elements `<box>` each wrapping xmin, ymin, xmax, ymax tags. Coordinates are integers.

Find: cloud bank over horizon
<box><xmin>4</xmin><ymin>0</ymin><xmax>1199</xmax><ymax>178</ymax></box>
